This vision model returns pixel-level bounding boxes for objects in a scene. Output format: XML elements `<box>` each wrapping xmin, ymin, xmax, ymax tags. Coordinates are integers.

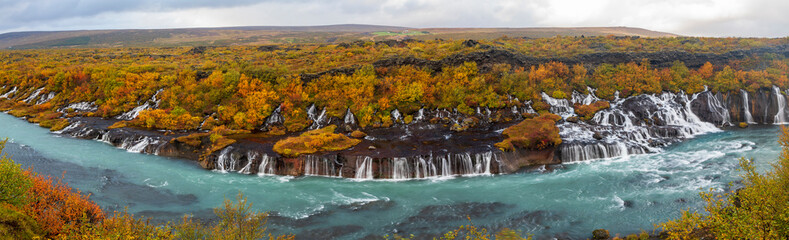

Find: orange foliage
<box><xmin>496</xmin><ymin>113</ymin><xmax>562</xmax><ymax>151</ymax></box>
<box><xmin>574</xmin><ymin>101</ymin><xmax>610</xmax><ymax>121</ymax></box>
<box><xmin>0</xmin><ymin>37</ymin><xmax>788</xmax><ymax>136</ymax></box>
<box><xmin>22</xmin><ymin>171</ymin><xmax>104</xmax><ymax>238</ymax></box>
<box><xmin>273</xmin><ymin>125</ymin><xmax>361</xmax><ymax>157</ymax></box>
<box><xmin>130</xmin><ymin>109</ymin><xmax>202</xmax><ymax>131</ymax></box>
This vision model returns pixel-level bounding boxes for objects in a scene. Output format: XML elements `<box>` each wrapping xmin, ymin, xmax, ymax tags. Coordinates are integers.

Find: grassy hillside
<box><xmin>0</xmin><ymin>25</ymin><xmax>676</xmax><ymax>49</ymax></box>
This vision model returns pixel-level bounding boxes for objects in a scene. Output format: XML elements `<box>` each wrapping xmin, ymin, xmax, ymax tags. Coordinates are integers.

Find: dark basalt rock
<box><xmin>185</xmin><ymin>46</ymin><xmax>207</xmax><ymax>55</ymax></box>
<box><xmin>257</xmin><ymin>45</ymin><xmax>280</xmax><ymax>51</ymax></box>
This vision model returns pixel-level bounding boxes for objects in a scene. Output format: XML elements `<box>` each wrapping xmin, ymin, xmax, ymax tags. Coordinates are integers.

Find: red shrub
<box><xmin>22</xmin><ymin>171</ymin><xmax>104</xmax><ymax>238</ymax></box>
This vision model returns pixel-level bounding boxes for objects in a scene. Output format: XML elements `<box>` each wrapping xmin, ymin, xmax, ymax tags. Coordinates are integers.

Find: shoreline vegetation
<box><xmin>0</xmin><ymin>36</ymin><xmax>787</xmax><ymax>159</ymax></box>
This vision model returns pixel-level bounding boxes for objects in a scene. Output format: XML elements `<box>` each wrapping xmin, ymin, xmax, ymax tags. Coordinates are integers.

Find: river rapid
<box><xmin>0</xmin><ymin>112</ymin><xmax>782</xmax><ymax>239</ymax></box>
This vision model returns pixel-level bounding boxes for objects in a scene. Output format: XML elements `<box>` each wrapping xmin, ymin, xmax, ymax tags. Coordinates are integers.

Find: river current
<box><xmin>0</xmin><ymin>112</ymin><xmax>781</xmax><ymax>239</ymax></box>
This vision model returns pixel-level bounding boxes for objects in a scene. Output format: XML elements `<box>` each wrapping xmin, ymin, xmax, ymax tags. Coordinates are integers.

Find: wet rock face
<box><xmin>691</xmin><ymin>88</ymin><xmax>784</xmax><ymax>125</ymax></box>
<box><xmin>690</xmin><ymin>91</ymin><xmax>731</xmax><ymax>126</ymax></box>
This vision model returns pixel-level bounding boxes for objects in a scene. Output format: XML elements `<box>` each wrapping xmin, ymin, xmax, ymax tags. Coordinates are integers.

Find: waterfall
<box><xmin>773</xmin><ymin>86</ymin><xmax>787</xmax><ymax>124</ymax></box>
<box><xmin>391</xmin><ymin>158</ymin><xmax>410</xmax><ymax>180</ymax></box>
<box><xmin>391</xmin><ymin>109</ymin><xmax>402</xmax><ymax>124</ymax></box>
<box><xmin>23</xmin><ymin>88</ymin><xmax>44</xmax><ymax>103</ymax></box>
<box><xmin>215</xmin><ymin>147</ymin><xmax>235</xmax><ymax>172</ymax></box>
<box><xmin>571</xmin><ymin>87</ymin><xmax>602</xmax><ymax>105</ymax></box>
<box><xmin>303</xmin><ymin>156</ymin><xmax>341</xmax><ymax>177</ymax></box>
<box><xmin>705</xmin><ymin>92</ymin><xmax>731</xmax><ymax>126</ymax></box>
<box><xmin>521</xmin><ymin>101</ymin><xmax>537</xmax><ymax>114</ymax></box>
<box><xmin>439</xmin><ymin>155</ymin><xmax>453</xmax><ymax>177</ymax></box>
<box><xmin>60</xmin><ymin>102</ymin><xmax>98</xmax><ymax>112</ymax></box>
<box><xmin>124</xmin><ymin>137</ymin><xmax>154</xmax><ymax>153</ymax></box>
<box><xmin>53</xmin><ymin>121</ymin><xmax>80</xmax><ymax>134</ymax></box>
<box><xmin>238</xmin><ymin>151</ymin><xmax>257</xmax><ymax>174</ymax></box>
<box><xmin>414</xmin><ymin>156</ymin><xmax>437</xmax><ymax>178</ymax></box>
<box><xmin>741</xmin><ymin>89</ymin><xmax>756</xmax><ymax>124</ymax></box>
<box><xmin>476</xmin><ymin>151</ymin><xmax>493</xmax><ymax>174</ymax></box>
<box><xmin>414</xmin><ymin>108</ymin><xmax>425</xmax><ymax>122</ymax></box>
<box><xmin>0</xmin><ymin>86</ymin><xmax>17</xmax><ymax>98</ymax></box>
<box><xmin>266</xmin><ymin>106</ymin><xmax>284</xmax><ymax>126</ymax></box>
<box><xmin>343</xmin><ymin>108</ymin><xmax>356</xmax><ymax>125</ymax></box>
<box><xmin>36</xmin><ymin>92</ymin><xmax>56</xmax><ymax>105</ymax></box>
<box><xmin>307</xmin><ymin>104</ymin><xmax>317</xmax><ymax>119</ymax></box>
<box><xmin>118</xmin><ymin>103</ymin><xmax>151</xmax><ymax>120</ymax></box>
<box><xmin>257</xmin><ymin>154</ymin><xmax>276</xmax><ymax>175</ymax></box>
<box><xmin>355</xmin><ymin>156</ymin><xmax>373</xmax><ymax>179</ymax></box>
<box><xmin>458</xmin><ymin>153</ymin><xmax>474</xmax><ymax>174</ymax></box>
<box><xmin>313</xmin><ymin>108</ymin><xmax>327</xmax><ymax>129</ymax></box>
<box><xmin>117</xmin><ymin>89</ymin><xmax>164</xmax><ymax>120</ymax></box>
<box><xmin>307</xmin><ymin>105</ymin><xmax>328</xmax><ymax>129</ymax></box>
<box><xmin>560</xmin><ymin>142</ymin><xmax>634</xmax><ymax>162</ymax></box>
<box><xmin>304</xmin><ymin>156</ymin><xmax>320</xmax><ymax>176</ymax></box>
<box><xmin>558</xmin><ymin>91</ymin><xmax>720</xmax><ymax>163</ymax></box>
<box><xmin>541</xmin><ymin>92</ymin><xmax>575</xmax><ymax>119</ymax></box>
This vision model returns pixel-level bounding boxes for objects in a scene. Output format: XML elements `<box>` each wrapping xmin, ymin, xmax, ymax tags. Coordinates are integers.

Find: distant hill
<box><xmin>0</xmin><ymin>24</ymin><xmax>677</xmax><ymax>49</ymax></box>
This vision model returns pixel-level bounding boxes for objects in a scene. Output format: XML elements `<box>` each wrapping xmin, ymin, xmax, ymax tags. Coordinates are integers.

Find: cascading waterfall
<box><xmin>238</xmin><ymin>151</ymin><xmax>257</xmax><ymax>174</ymax></box>
<box><xmin>439</xmin><ymin>155</ymin><xmax>453</xmax><ymax>177</ymax></box>
<box><xmin>773</xmin><ymin>86</ymin><xmax>787</xmax><ymax>124</ymax></box>
<box><xmin>476</xmin><ymin>151</ymin><xmax>493</xmax><ymax>174</ymax></box>
<box><xmin>541</xmin><ymin>92</ymin><xmax>575</xmax><ymax>119</ymax></box>
<box><xmin>391</xmin><ymin>158</ymin><xmax>410</xmax><ymax>180</ymax></box>
<box><xmin>741</xmin><ymin>89</ymin><xmax>756</xmax><ymax>124</ymax></box>
<box><xmin>521</xmin><ymin>101</ymin><xmax>537</xmax><ymax>114</ymax></box>
<box><xmin>414</xmin><ymin>108</ymin><xmax>425</xmax><ymax>122</ymax></box>
<box><xmin>118</xmin><ymin>101</ymin><xmax>151</xmax><ymax>120</ymax></box>
<box><xmin>704</xmin><ymin>92</ymin><xmax>731</xmax><ymax>126</ymax></box>
<box><xmin>414</xmin><ymin>156</ymin><xmax>437</xmax><ymax>178</ymax></box>
<box><xmin>60</xmin><ymin>102</ymin><xmax>98</xmax><ymax>112</ymax></box>
<box><xmin>304</xmin><ymin>155</ymin><xmax>341</xmax><ymax>177</ymax></box>
<box><xmin>349</xmin><ymin>152</ymin><xmax>498</xmax><ymax>180</ymax></box>
<box><xmin>124</xmin><ymin>137</ymin><xmax>154</xmax><ymax>153</ymax></box>
<box><xmin>556</xmin><ymin>89</ymin><xmax>720</xmax><ymax>162</ymax></box>
<box><xmin>0</xmin><ymin>86</ymin><xmax>18</xmax><ymax>98</ymax></box>
<box><xmin>266</xmin><ymin>106</ymin><xmax>284</xmax><ymax>126</ymax></box>
<box><xmin>307</xmin><ymin>105</ymin><xmax>328</xmax><ymax>129</ymax></box>
<box><xmin>23</xmin><ymin>88</ymin><xmax>44</xmax><ymax>103</ymax></box>
<box><xmin>355</xmin><ymin>156</ymin><xmax>374</xmax><ymax>179</ymax></box>
<box><xmin>571</xmin><ymin>87</ymin><xmax>602</xmax><ymax>105</ymax></box>
<box><xmin>53</xmin><ymin>121</ymin><xmax>81</xmax><ymax>134</ymax></box>
<box><xmin>343</xmin><ymin>108</ymin><xmax>356</xmax><ymax>125</ymax></box>
<box><xmin>391</xmin><ymin>109</ymin><xmax>402</xmax><ymax>124</ymax></box>
<box><xmin>117</xmin><ymin>89</ymin><xmax>163</xmax><ymax>120</ymax></box>
<box><xmin>36</xmin><ymin>92</ymin><xmax>56</xmax><ymax>105</ymax></box>
<box><xmin>257</xmin><ymin>154</ymin><xmax>276</xmax><ymax>175</ymax></box>
<box><xmin>215</xmin><ymin>147</ymin><xmax>236</xmax><ymax>172</ymax></box>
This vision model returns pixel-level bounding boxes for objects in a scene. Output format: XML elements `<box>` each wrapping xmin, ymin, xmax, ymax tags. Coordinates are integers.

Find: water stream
<box><xmin>0</xmin><ymin>112</ymin><xmax>781</xmax><ymax>239</ymax></box>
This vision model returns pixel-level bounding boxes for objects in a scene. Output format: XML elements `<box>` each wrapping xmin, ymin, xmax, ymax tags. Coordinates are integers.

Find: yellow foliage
<box><xmin>273</xmin><ymin>125</ymin><xmax>361</xmax><ymax>157</ymax></box>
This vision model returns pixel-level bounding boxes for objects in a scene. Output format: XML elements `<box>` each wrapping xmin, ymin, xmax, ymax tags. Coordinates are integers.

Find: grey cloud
<box><xmin>0</xmin><ymin>0</ymin><xmax>787</xmax><ymax>37</ymax></box>
<box><xmin>0</xmin><ymin>0</ymin><xmax>268</xmax><ymax>26</ymax></box>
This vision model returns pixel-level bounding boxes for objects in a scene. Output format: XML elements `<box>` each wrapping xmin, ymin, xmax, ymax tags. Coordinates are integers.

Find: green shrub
<box><xmin>0</xmin><ymin>139</ymin><xmax>32</xmax><ymax>207</ymax></box>
<box><xmin>657</xmin><ymin>127</ymin><xmax>789</xmax><ymax>239</ymax></box>
<box><xmin>0</xmin><ymin>204</ymin><xmax>42</xmax><ymax>240</ymax></box>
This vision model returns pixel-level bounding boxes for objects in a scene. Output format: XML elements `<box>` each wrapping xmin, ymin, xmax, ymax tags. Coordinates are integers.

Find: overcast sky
<box><xmin>0</xmin><ymin>0</ymin><xmax>787</xmax><ymax>37</ymax></box>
